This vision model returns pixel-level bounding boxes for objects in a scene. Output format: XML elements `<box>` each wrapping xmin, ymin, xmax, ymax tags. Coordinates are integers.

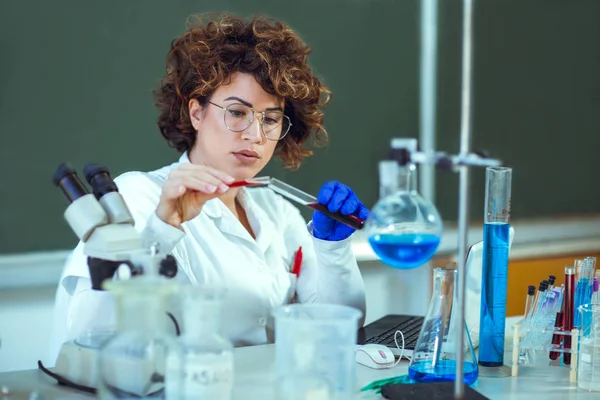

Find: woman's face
<box><xmin>188</xmin><ymin>72</ymin><xmax>283</xmax><ymax>180</ymax></box>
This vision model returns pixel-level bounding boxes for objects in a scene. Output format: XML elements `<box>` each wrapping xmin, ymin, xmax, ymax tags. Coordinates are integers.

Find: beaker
<box><xmin>409</xmin><ymin>266</ymin><xmax>478</xmax><ymax>385</ymax></box>
<box><xmin>272</xmin><ymin>304</ymin><xmax>362</xmax><ymax>400</ymax></box>
<box><xmin>71</xmin><ymin>290</ymin><xmax>116</xmax><ymax>350</ymax></box>
<box><xmin>577</xmin><ymin>304</ymin><xmax>600</xmax><ymax>391</ymax></box>
<box><xmin>365</xmin><ymin>160</ymin><xmax>443</xmax><ymax>269</ymax></box>
<box><xmin>176</xmin><ymin>285</ymin><xmax>234</xmax><ymax>400</ymax></box>
<box><xmin>98</xmin><ymin>278</ymin><xmax>182</xmax><ymax>399</ymax></box>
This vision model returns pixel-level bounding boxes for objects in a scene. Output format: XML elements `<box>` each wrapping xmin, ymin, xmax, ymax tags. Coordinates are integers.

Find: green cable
<box><xmin>360</xmin><ymin>374</ymin><xmax>413</xmax><ymax>393</ymax></box>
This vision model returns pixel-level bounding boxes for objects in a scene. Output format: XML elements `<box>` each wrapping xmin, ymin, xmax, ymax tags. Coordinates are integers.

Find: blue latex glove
<box><xmin>312</xmin><ymin>181</ymin><xmax>370</xmax><ymax>241</ymax></box>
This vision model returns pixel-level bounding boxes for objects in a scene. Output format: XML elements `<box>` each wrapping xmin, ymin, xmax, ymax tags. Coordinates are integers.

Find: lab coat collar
<box><xmin>237</xmin><ymin>188</ymin><xmax>276</xmax><ymax>254</ymax></box>
<box><xmin>201</xmin><ymin>190</ymin><xmax>274</xmax><ymax>253</ymax></box>
<box><xmin>176</xmin><ymin>152</ymin><xmax>274</xmax><ymax>251</ymax></box>
<box><xmin>178</xmin><ymin>151</ymin><xmax>191</xmax><ymax>165</ymax></box>
<box><xmin>209</xmin><ymin>189</ymin><xmax>276</xmax><ymax>253</ymax></box>
<box><xmin>202</xmin><ymin>199</ymin><xmax>223</xmax><ymax>219</ymax></box>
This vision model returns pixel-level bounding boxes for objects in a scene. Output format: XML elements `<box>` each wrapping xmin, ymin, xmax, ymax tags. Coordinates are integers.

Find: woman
<box><xmin>49</xmin><ymin>13</ymin><xmax>368</xmax><ymax>362</ymax></box>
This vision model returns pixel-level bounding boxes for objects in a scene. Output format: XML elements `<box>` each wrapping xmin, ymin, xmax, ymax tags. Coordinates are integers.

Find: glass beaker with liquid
<box><xmin>409</xmin><ymin>266</ymin><xmax>478</xmax><ymax>385</ymax></box>
<box><xmin>365</xmin><ymin>160</ymin><xmax>443</xmax><ymax>269</ymax></box>
<box><xmin>272</xmin><ymin>304</ymin><xmax>362</xmax><ymax>400</ymax></box>
<box><xmin>578</xmin><ymin>304</ymin><xmax>600</xmax><ymax>391</ymax></box>
<box><xmin>175</xmin><ymin>285</ymin><xmax>234</xmax><ymax>400</ymax></box>
<box><xmin>98</xmin><ymin>278</ymin><xmax>182</xmax><ymax>399</ymax></box>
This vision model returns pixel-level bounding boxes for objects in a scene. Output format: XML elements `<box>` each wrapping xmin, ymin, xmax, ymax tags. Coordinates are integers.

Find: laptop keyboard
<box><xmin>364</xmin><ymin>316</ymin><xmax>424</xmax><ymax>348</ymax></box>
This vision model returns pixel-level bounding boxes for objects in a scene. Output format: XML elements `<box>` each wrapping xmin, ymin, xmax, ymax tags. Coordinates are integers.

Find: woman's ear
<box><xmin>188</xmin><ymin>99</ymin><xmax>203</xmax><ymax>131</ymax></box>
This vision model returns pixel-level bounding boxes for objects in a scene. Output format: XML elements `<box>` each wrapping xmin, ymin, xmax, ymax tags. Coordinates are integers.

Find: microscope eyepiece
<box><xmin>53</xmin><ymin>162</ymin><xmax>89</xmax><ymax>203</ymax></box>
<box><xmin>84</xmin><ymin>163</ymin><xmax>134</xmax><ymax>225</ymax></box>
<box><xmin>84</xmin><ymin>164</ymin><xmax>118</xmax><ymax>200</ymax></box>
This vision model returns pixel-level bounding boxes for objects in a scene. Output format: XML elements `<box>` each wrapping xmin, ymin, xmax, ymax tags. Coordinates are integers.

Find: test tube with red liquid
<box><xmin>230</xmin><ymin>177</ymin><xmax>365</xmax><ymax>230</ymax></box>
<box><xmin>563</xmin><ymin>266</ymin><xmax>575</xmax><ymax>365</ymax></box>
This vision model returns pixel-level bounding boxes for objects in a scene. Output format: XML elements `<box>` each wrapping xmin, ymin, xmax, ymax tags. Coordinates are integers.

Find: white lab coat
<box><xmin>48</xmin><ymin>153</ymin><xmax>366</xmax><ymax>364</ymax></box>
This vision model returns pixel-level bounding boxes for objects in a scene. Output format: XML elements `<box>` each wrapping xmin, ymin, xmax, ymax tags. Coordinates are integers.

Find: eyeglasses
<box><xmin>208</xmin><ymin>101</ymin><xmax>292</xmax><ymax>141</ymax></box>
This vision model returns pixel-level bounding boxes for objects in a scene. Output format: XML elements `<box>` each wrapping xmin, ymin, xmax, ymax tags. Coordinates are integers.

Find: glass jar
<box><xmin>98</xmin><ymin>278</ymin><xmax>182</xmax><ymax>399</ymax></box>
<box><xmin>176</xmin><ymin>285</ymin><xmax>234</xmax><ymax>400</ymax></box>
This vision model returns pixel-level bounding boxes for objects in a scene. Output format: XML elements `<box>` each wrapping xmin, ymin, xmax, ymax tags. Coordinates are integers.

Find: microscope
<box><xmin>50</xmin><ymin>163</ymin><xmax>177</xmax><ymax>389</ymax></box>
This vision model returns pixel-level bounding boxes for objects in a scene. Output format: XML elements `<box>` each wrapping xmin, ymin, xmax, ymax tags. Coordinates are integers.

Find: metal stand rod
<box><xmin>455</xmin><ymin>0</ymin><xmax>475</xmax><ymax>398</ymax></box>
<box><xmin>419</xmin><ymin>0</ymin><xmax>438</xmax><ymax>203</ymax></box>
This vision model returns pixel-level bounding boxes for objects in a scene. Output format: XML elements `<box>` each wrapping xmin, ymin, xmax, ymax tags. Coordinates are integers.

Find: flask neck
<box><xmin>181</xmin><ymin>296</ymin><xmax>223</xmax><ymax>337</ymax></box>
<box><xmin>430</xmin><ymin>268</ymin><xmax>456</xmax><ymax>317</ymax></box>
<box><xmin>380</xmin><ymin>183</ymin><xmax>397</xmax><ymax>199</ymax></box>
<box><xmin>184</xmin><ymin>308</ymin><xmax>222</xmax><ymax>336</ymax></box>
<box><xmin>398</xmin><ymin>164</ymin><xmax>417</xmax><ymax>193</ymax></box>
<box><xmin>115</xmin><ymin>295</ymin><xmax>169</xmax><ymax>333</ymax></box>
<box><xmin>378</xmin><ymin>162</ymin><xmax>418</xmax><ymax>198</ymax></box>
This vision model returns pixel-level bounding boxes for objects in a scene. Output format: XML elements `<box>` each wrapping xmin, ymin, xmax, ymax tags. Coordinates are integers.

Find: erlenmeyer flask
<box><xmin>98</xmin><ymin>278</ymin><xmax>182</xmax><ymax>399</ymax></box>
<box><xmin>408</xmin><ymin>266</ymin><xmax>478</xmax><ymax>385</ymax></box>
<box><xmin>176</xmin><ymin>285</ymin><xmax>234</xmax><ymax>400</ymax></box>
<box><xmin>365</xmin><ymin>160</ymin><xmax>443</xmax><ymax>269</ymax></box>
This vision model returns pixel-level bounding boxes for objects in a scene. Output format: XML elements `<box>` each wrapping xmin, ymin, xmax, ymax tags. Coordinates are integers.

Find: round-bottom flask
<box><xmin>98</xmin><ymin>279</ymin><xmax>182</xmax><ymax>399</ymax></box>
<box><xmin>409</xmin><ymin>266</ymin><xmax>478</xmax><ymax>385</ymax></box>
<box><xmin>366</xmin><ymin>160</ymin><xmax>443</xmax><ymax>269</ymax></box>
<box><xmin>177</xmin><ymin>286</ymin><xmax>234</xmax><ymax>400</ymax></box>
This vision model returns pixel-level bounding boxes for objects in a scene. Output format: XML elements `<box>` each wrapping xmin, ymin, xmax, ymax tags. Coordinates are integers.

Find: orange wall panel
<box><xmin>506</xmin><ymin>253</ymin><xmax>600</xmax><ymax>316</ymax></box>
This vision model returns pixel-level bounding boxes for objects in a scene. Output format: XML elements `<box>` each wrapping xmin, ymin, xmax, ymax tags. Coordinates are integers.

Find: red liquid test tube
<box><xmin>307</xmin><ymin>202</ymin><xmax>365</xmax><ymax>230</ymax></box>
<box><xmin>563</xmin><ymin>266</ymin><xmax>575</xmax><ymax>365</ymax></box>
<box><xmin>229</xmin><ymin>180</ymin><xmax>266</xmax><ymax>188</ymax></box>
<box><xmin>548</xmin><ymin>299</ymin><xmax>564</xmax><ymax>360</ymax></box>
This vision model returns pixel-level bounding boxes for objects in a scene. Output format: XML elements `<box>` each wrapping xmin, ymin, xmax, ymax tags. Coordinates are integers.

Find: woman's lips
<box><xmin>233</xmin><ymin>152</ymin><xmax>260</xmax><ymax>164</ymax></box>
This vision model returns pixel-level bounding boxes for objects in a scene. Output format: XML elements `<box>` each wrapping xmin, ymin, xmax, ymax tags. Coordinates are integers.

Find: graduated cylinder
<box><xmin>479</xmin><ymin>167</ymin><xmax>512</xmax><ymax>367</ymax></box>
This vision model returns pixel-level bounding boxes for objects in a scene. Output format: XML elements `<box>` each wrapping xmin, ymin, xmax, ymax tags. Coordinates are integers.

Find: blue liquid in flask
<box><xmin>408</xmin><ymin>360</ymin><xmax>478</xmax><ymax>385</ymax></box>
<box><xmin>479</xmin><ymin>222</ymin><xmax>510</xmax><ymax>367</ymax></box>
<box><xmin>368</xmin><ymin>233</ymin><xmax>440</xmax><ymax>269</ymax></box>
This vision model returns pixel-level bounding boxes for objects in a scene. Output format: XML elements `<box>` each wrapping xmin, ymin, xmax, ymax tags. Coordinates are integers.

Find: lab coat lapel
<box><xmin>201</xmin><ymin>191</ymin><xmax>275</xmax><ymax>254</ymax></box>
<box><xmin>179</xmin><ymin>152</ymin><xmax>262</xmax><ymax>249</ymax></box>
<box><xmin>239</xmin><ymin>189</ymin><xmax>276</xmax><ymax>254</ymax></box>
<box><xmin>216</xmin><ymin>205</ymin><xmax>259</xmax><ymax>247</ymax></box>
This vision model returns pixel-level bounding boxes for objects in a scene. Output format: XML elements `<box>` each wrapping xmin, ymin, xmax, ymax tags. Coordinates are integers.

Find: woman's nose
<box><xmin>241</xmin><ymin>115</ymin><xmax>263</xmax><ymax>142</ymax></box>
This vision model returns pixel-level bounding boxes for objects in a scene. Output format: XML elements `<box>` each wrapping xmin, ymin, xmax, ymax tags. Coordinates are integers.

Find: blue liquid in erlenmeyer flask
<box><xmin>408</xmin><ymin>360</ymin><xmax>478</xmax><ymax>385</ymax></box>
<box><xmin>368</xmin><ymin>233</ymin><xmax>440</xmax><ymax>269</ymax></box>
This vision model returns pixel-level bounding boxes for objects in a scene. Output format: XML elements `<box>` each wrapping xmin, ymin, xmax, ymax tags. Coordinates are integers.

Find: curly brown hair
<box><xmin>154</xmin><ymin>13</ymin><xmax>331</xmax><ymax>170</ymax></box>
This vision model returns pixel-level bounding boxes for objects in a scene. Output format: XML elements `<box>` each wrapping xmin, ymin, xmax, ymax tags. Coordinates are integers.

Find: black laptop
<box><xmin>357</xmin><ymin>314</ymin><xmax>425</xmax><ymax>357</ymax></box>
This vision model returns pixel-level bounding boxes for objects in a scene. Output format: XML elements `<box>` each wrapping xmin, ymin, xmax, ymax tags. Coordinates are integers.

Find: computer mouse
<box><xmin>355</xmin><ymin>344</ymin><xmax>396</xmax><ymax>369</ymax></box>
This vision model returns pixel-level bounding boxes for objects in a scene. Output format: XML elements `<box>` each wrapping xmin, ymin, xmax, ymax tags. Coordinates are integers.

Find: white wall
<box><xmin>361</xmin><ymin>260</ymin><xmax>431</xmax><ymax>324</ymax></box>
<box><xmin>0</xmin><ymin>260</ymin><xmax>432</xmax><ymax>373</ymax></box>
<box><xmin>0</xmin><ymin>287</ymin><xmax>56</xmax><ymax>373</ymax></box>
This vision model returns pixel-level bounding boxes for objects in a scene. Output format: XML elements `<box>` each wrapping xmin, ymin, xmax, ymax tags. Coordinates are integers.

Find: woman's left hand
<box><xmin>312</xmin><ymin>181</ymin><xmax>370</xmax><ymax>241</ymax></box>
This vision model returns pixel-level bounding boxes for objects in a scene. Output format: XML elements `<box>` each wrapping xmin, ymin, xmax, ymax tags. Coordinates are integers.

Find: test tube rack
<box><xmin>511</xmin><ymin>320</ymin><xmax>579</xmax><ymax>382</ymax></box>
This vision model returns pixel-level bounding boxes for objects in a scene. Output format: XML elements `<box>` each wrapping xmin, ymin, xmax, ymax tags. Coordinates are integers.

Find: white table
<box><xmin>0</xmin><ymin>344</ymin><xmax>598</xmax><ymax>399</ymax></box>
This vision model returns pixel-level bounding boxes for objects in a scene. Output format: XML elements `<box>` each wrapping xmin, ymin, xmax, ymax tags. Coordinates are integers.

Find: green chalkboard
<box><xmin>1</xmin><ymin>0</ymin><xmax>599</xmax><ymax>253</ymax></box>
